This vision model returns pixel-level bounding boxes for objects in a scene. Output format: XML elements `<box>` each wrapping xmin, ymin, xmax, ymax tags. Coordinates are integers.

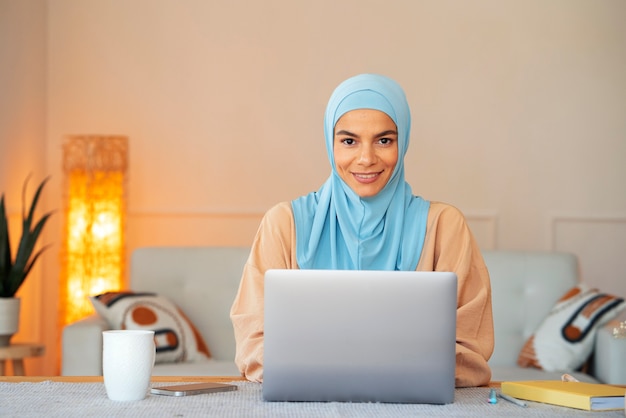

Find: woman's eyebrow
<box><xmin>334</xmin><ymin>129</ymin><xmax>398</xmax><ymax>137</ymax></box>
<box><xmin>335</xmin><ymin>129</ymin><xmax>357</xmax><ymax>137</ymax></box>
<box><xmin>375</xmin><ymin>130</ymin><xmax>398</xmax><ymax>137</ymax></box>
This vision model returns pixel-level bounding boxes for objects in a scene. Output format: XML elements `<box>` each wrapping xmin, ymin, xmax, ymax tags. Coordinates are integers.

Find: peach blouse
<box><xmin>230</xmin><ymin>200</ymin><xmax>494</xmax><ymax>387</ymax></box>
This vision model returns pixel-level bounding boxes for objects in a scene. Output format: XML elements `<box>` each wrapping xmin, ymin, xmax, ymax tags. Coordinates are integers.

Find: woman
<box><xmin>230</xmin><ymin>74</ymin><xmax>494</xmax><ymax>387</ymax></box>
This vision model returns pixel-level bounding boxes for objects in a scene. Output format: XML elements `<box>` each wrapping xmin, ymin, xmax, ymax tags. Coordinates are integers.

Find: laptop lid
<box><xmin>263</xmin><ymin>269</ymin><xmax>457</xmax><ymax>404</ymax></box>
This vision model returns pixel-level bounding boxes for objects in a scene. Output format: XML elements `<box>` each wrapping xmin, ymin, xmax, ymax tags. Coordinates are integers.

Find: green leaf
<box><xmin>0</xmin><ymin>195</ymin><xmax>13</xmax><ymax>296</ymax></box>
<box><xmin>0</xmin><ymin>176</ymin><xmax>53</xmax><ymax>297</ymax></box>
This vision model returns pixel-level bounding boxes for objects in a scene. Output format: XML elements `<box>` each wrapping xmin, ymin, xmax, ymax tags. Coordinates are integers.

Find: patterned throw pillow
<box><xmin>91</xmin><ymin>291</ymin><xmax>211</xmax><ymax>364</ymax></box>
<box><xmin>517</xmin><ymin>284</ymin><xmax>625</xmax><ymax>372</ymax></box>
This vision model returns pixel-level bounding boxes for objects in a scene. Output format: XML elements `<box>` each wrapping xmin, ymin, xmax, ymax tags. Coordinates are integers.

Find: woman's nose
<box><xmin>358</xmin><ymin>145</ymin><xmax>375</xmax><ymax>165</ymax></box>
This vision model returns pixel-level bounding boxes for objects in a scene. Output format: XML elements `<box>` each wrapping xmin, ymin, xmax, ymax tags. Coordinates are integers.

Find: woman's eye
<box><xmin>379</xmin><ymin>137</ymin><xmax>394</xmax><ymax>145</ymax></box>
<box><xmin>341</xmin><ymin>138</ymin><xmax>355</xmax><ymax>146</ymax></box>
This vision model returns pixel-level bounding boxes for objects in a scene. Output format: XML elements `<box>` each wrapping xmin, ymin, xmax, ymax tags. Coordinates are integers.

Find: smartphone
<box><xmin>150</xmin><ymin>382</ymin><xmax>237</xmax><ymax>397</ymax></box>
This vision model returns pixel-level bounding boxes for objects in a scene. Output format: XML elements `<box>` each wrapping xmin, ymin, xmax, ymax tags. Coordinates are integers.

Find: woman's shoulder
<box><xmin>262</xmin><ymin>201</ymin><xmax>294</xmax><ymax>223</ymax></box>
<box><xmin>426</xmin><ymin>200</ymin><xmax>471</xmax><ymax>228</ymax></box>
<box><xmin>265</xmin><ymin>201</ymin><xmax>293</xmax><ymax>215</ymax></box>
<box><xmin>428</xmin><ymin>200</ymin><xmax>465</xmax><ymax>217</ymax></box>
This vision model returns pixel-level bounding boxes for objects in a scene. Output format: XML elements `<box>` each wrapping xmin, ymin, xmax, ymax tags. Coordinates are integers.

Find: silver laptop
<box><xmin>263</xmin><ymin>269</ymin><xmax>457</xmax><ymax>404</ymax></box>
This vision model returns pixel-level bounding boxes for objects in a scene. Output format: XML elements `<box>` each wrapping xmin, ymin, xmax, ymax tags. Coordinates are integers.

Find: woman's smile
<box><xmin>352</xmin><ymin>171</ymin><xmax>384</xmax><ymax>184</ymax></box>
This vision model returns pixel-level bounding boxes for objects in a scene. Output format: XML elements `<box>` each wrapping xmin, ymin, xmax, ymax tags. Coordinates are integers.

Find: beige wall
<box><xmin>1</xmin><ymin>0</ymin><xmax>625</xmax><ymax>375</ymax></box>
<box><xmin>0</xmin><ymin>0</ymin><xmax>49</xmax><ymax>375</ymax></box>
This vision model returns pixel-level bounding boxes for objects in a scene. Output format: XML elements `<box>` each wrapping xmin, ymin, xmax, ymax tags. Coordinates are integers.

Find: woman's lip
<box><xmin>352</xmin><ymin>172</ymin><xmax>382</xmax><ymax>184</ymax></box>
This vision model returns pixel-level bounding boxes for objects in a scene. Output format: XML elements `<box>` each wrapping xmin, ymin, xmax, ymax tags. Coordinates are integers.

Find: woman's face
<box><xmin>333</xmin><ymin>109</ymin><xmax>399</xmax><ymax>198</ymax></box>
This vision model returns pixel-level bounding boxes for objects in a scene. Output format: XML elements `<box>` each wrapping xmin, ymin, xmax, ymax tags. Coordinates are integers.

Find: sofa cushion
<box><xmin>517</xmin><ymin>284</ymin><xmax>625</xmax><ymax>372</ymax></box>
<box><xmin>91</xmin><ymin>291</ymin><xmax>211</xmax><ymax>364</ymax></box>
<box><xmin>490</xmin><ymin>365</ymin><xmax>598</xmax><ymax>383</ymax></box>
<box><xmin>152</xmin><ymin>358</ymin><xmax>241</xmax><ymax>377</ymax></box>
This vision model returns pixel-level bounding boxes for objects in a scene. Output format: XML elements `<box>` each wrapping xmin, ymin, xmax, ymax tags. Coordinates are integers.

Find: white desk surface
<box><xmin>1</xmin><ymin>377</ymin><xmax>624</xmax><ymax>417</ymax></box>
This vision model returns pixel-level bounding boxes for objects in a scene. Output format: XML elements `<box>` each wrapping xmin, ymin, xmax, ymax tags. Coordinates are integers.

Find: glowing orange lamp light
<box><xmin>60</xmin><ymin>136</ymin><xmax>128</xmax><ymax>326</ymax></box>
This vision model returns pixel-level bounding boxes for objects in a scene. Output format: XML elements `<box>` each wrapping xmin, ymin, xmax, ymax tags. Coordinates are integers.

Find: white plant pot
<box><xmin>0</xmin><ymin>297</ymin><xmax>20</xmax><ymax>346</ymax></box>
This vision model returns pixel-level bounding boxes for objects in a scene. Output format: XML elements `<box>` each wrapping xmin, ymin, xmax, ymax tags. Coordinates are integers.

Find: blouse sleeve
<box><xmin>417</xmin><ymin>202</ymin><xmax>495</xmax><ymax>387</ymax></box>
<box><xmin>229</xmin><ymin>202</ymin><xmax>297</xmax><ymax>382</ymax></box>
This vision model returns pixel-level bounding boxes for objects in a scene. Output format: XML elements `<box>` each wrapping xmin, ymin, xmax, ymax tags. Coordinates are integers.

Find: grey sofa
<box><xmin>62</xmin><ymin>247</ymin><xmax>625</xmax><ymax>384</ymax></box>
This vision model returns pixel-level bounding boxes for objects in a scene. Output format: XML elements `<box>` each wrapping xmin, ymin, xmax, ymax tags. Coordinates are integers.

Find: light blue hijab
<box><xmin>291</xmin><ymin>74</ymin><xmax>430</xmax><ymax>271</ymax></box>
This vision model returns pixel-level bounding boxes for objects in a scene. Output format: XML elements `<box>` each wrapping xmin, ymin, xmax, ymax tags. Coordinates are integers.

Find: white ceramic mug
<box><xmin>102</xmin><ymin>330</ymin><xmax>155</xmax><ymax>401</ymax></box>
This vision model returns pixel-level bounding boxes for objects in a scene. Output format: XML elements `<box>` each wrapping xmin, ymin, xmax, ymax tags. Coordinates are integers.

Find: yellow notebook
<box><xmin>501</xmin><ymin>380</ymin><xmax>625</xmax><ymax>411</ymax></box>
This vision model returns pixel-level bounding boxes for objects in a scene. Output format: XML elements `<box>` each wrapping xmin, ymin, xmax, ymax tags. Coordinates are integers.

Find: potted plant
<box><xmin>0</xmin><ymin>176</ymin><xmax>53</xmax><ymax>346</ymax></box>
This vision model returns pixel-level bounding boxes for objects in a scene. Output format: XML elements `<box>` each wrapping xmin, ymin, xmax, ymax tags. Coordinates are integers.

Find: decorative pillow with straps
<box><xmin>91</xmin><ymin>291</ymin><xmax>211</xmax><ymax>364</ymax></box>
<box><xmin>517</xmin><ymin>284</ymin><xmax>625</xmax><ymax>372</ymax></box>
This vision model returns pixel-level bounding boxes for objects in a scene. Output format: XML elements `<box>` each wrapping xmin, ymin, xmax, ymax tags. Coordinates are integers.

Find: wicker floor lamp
<box><xmin>60</xmin><ymin>135</ymin><xmax>128</xmax><ymax>326</ymax></box>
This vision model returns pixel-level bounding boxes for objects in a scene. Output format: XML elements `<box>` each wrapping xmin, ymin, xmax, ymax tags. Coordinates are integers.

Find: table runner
<box><xmin>1</xmin><ymin>381</ymin><xmax>623</xmax><ymax>417</ymax></box>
